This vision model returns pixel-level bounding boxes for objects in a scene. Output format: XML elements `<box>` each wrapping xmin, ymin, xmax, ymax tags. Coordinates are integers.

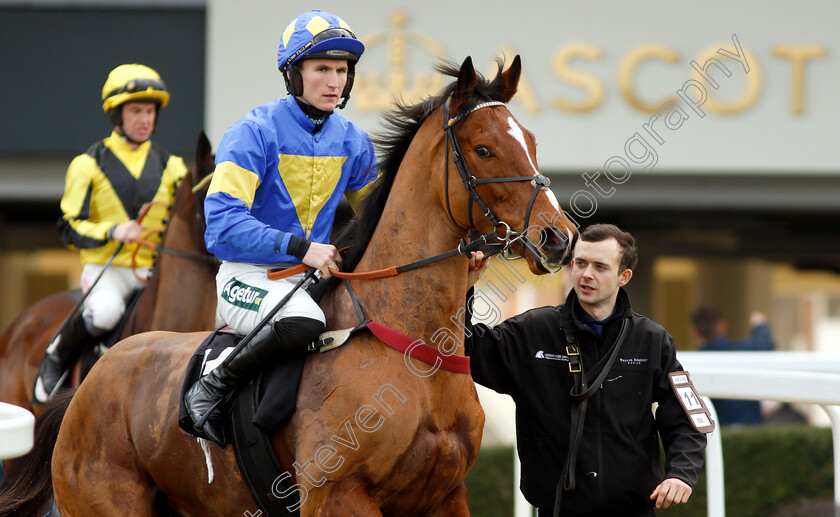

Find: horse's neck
<box><xmin>346</xmin><ymin>131</ymin><xmax>470</xmax><ymax>350</ymax></box>
<box><xmin>132</xmin><ymin>193</ymin><xmax>217</xmax><ymax>333</ymax></box>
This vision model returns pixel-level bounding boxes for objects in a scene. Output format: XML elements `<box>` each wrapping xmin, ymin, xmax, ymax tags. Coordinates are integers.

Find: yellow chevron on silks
<box><xmin>277</xmin><ymin>154</ymin><xmax>346</xmax><ymax>237</ymax></box>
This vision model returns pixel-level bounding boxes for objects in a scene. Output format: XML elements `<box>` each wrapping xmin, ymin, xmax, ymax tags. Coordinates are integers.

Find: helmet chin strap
<box><xmin>336</xmin><ymin>94</ymin><xmax>349</xmax><ymax>110</ymax></box>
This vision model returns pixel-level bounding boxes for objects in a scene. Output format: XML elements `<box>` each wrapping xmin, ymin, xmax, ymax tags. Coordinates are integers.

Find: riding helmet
<box><xmin>277</xmin><ymin>10</ymin><xmax>365</xmax><ymax>107</ymax></box>
<box><xmin>102</xmin><ymin>64</ymin><xmax>169</xmax><ymax>113</ymax></box>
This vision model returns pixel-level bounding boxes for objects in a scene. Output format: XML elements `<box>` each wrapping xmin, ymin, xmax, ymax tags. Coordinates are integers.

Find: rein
<box><xmin>134</xmin><ymin>228</ymin><xmax>218</xmax><ymax>264</ymax></box>
<box><xmin>130</xmin><ymin>188</ymin><xmax>217</xmax><ymax>281</ymax></box>
<box><xmin>267</xmin><ymin>98</ymin><xmax>551</xmax><ymax>375</ymax></box>
<box><xmin>266</xmin><ymin>231</ymin><xmax>499</xmax><ymax>281</ymax></box>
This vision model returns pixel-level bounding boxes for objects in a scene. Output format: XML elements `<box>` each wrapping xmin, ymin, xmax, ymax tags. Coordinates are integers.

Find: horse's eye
<box><xmin>474</xmin><ymin>145</ymin><xmax>493</xmax><ymax>158</ymax></box>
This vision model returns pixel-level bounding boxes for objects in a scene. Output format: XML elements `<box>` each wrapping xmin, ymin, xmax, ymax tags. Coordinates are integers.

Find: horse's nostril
<box><xmin>541</xmin><ymin>228</ymin><xmax>568</xmax><ymax>249</ymax></box>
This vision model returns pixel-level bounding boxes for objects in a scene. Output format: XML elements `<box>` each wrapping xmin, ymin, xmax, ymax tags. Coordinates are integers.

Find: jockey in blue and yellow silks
<box><xmin>184</xmin><ymin>9</ymin><xmax>378</xmax><ymax>446</ymax></box>
<box><xmin>204</xmin><ymin>97</ymin><xmax>376</xmax><ymax>264</ymax></box>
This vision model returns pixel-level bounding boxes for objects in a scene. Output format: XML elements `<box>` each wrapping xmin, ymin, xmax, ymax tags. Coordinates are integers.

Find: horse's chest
<box><xmin>406</xmin><ymin>400</ymin><xmax>483</xmax><ymax>476</ymax></box>
<box><xmin>375</xmin><ymin>402</ymin><xmax>482</xmax><ymax>514</ymax></box>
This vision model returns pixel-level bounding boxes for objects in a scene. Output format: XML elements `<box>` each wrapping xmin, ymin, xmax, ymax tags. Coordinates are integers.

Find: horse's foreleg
<box><xmin>306</xmin><ymin>477</ymin><xmax>383</xmax><ymax>517</ymax></box>
<box><xmin>427</xmin><ymin>483</ymin><xmax>471</xmax><ymax>517</ymax></box>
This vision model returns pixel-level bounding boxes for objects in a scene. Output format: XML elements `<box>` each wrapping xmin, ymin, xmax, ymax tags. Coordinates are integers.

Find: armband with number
<box><xmin>669</xmin><ymin>371</ymin><xmax>716</xmax><ymax>434</ymax></box>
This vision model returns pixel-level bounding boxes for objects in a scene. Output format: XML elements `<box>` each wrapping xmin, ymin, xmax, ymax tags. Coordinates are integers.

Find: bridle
<box><xmin>442</xmin><ymin>98</ymin><xmax>555</xmax><ymax>260</ymax></box>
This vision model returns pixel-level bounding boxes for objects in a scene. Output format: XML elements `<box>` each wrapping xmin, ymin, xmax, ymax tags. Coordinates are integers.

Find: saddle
<box><xmin>177</xmin><ymin>329</ymin><xmax>309</xmax><ymax>516</ymax></box>
<box><xmin>230</xmin><ymin>376</ymin><xmax>302</xmax><ymax>516</ymax></box>
<box><xmin>177</xmin><ymin>329</ymin><xmax>307</xmax><ymax>439</ymax></box>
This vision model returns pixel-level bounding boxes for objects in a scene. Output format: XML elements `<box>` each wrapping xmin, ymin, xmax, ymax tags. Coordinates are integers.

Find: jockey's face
<box><xmin>119</xmin><ymin>101</ymin><xmax>157</xmax><ymax>144</ymax></box>
<box><xmin>296</xmin><ymin>58</ymin><xmax>348</xmax><ymax>112</ymax></box>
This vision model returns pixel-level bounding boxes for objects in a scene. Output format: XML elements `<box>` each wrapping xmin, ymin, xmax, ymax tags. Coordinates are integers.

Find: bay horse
<box><xmin>0</xmin><ymin>132</ymin><xmax>219</xmax><ymax>416</ymax></box>
<box><xmin>9</xmin><ymin>57</ymin><xmax>578</xmax><ymax>516</ymax></box>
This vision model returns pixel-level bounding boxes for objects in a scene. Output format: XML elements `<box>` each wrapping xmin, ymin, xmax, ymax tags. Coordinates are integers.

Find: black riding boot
<box><xmin>184</xmin><ymin>317</ymin><xmax>324</xmax><ymax>446</ymax></box>
<box><xmin>33</xmin><ymin>312</ymin><xmax>93</xmax><ymax>404</ymax></box>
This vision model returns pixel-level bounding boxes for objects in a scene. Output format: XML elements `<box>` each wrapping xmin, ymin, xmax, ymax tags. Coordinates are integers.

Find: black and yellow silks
<box><xmin>58</xmin><ymin>130</ymin><xmax>187</xmax><ymax>268</ymax></box>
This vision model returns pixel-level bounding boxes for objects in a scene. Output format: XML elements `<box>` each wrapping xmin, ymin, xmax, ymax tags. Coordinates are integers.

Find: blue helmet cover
<box><xmin>277</xmin><ymin>10</ymin><xmax>366</xmax><ymax>71</ymax></box>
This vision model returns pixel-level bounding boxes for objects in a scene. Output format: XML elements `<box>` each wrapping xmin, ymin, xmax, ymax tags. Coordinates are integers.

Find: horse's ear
<box><xmin>451</xmin><ymin>56</ymin><xmax>478</xmax><ymax>114</ymax></box>
<box><xmin>497</xmin><ymin>55</ymin><xmax>522</xmax><ymax>103</ymax></box>
<box><xmin>194</xmin><ymin>131</ymin><xmax>213</xmax><ymax>177</ymax></box>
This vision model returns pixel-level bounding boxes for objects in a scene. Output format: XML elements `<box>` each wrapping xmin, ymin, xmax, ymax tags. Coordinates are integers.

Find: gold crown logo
<box><xmin>354</xmin><ymin>10</ymin><xmax>449</xmax><ymax>111</ymax></box>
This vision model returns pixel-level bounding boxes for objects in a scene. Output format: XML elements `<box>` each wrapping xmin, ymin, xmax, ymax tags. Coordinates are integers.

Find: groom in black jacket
<box><xmin>466</xmin><ymin>223</ymin><xmax>706</xmax><ymax>517</ymax></box>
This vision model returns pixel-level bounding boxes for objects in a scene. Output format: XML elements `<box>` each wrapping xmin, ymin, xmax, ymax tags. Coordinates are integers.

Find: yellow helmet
<box><xmin>101</xmin><ymin>64</ymin><xmax>170</xmax><ymax>112</ymax></box>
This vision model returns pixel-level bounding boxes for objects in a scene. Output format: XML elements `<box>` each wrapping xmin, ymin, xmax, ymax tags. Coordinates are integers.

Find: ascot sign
<box><xmin>353</xmin><ymin>10</ymin><xmax>827</xmax><ymax>116</ymax></box>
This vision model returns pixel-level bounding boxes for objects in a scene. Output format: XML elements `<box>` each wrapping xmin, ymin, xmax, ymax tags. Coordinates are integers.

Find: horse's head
<box><xmin>439</xmin><ymin>56</ymin><xmax>577</xmax><ymax>274</ymax></box>
<box><xmin>167</xmin><ymin>131</ymin><xmax>215</xmax><ymax>251</ymax></box>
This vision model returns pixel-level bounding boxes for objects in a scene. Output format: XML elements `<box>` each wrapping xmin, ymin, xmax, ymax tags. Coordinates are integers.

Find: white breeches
<box><xmin>80</xmin><ymin>264</ymin><xmax>151</xmax><ymax>332</ymax></box>
<box><xmin>215</xmin><ymin>261</ymin><xmax>324</xmax><ymax>335</ymax></box>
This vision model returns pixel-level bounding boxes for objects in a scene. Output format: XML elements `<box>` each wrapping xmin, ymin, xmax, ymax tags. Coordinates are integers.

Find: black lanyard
<box><xmin>554</xmin><ymin>318</ymin><xmax>629</xmax><ymax>517</ymax></box>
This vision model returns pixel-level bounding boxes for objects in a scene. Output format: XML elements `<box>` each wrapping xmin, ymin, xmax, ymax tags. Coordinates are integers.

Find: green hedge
<box><xmin>465</xmin><ymin>425</ymin><xmax>834</xmax><ymax>517</ymax></box>
<box><xmin>465</xmin><ymin>445</ymin><xmax>516</xmax><ymax>517</ymax></box>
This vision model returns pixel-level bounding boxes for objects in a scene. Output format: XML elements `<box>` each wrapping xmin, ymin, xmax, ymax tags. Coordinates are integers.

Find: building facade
<box><xmin>2</xmin><ymin>0</ymin><xmax>840</xmax><ymax>357</ymax></box>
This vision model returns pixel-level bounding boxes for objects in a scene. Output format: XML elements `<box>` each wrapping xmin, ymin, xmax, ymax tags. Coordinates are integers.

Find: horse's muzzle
<box><xmin>535</xmin><ymin>227</ymin><xmax>577</xmax><ymax>272</ymax></box>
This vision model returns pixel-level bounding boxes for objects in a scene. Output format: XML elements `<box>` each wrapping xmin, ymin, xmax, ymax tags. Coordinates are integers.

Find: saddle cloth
<box><xmin>177</xmin><ymin>328</ymin><xmax>306</xmax><ymax>438</ymax></box>
<box><xmin>177</xmin><ymin>328</ymin><xmax>305</xmax><ymax>516</ymax></box>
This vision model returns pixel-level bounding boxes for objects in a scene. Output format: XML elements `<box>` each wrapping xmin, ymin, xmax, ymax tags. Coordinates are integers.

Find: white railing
<box><xmin>513</xmin><ymin>352</ymin><xmax>840</xmax><ymax>517</ymax></box>
<box><xmin>0</xmin><ymin>402</ymin><xmax>35</xmax><ymax>461</ymax></box>
<box><xmin>680</xmin><ymin>351</ymin><xmax>840</xmax><ymax>374</ymax></box>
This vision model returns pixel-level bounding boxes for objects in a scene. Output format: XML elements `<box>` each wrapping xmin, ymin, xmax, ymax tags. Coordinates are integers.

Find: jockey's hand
<box><xmin>303</xmin><ymin>242</ymin><xmax>340</xmax><ymax>278</ymax></box>
<box><xmin>111</xmin><ymin>220</ymin><xmax>145</xmax><ymax>243</ymax></box>
<box><xmin>467</xmin><ymin>251</ymin><xmax>489</xmax><ymax>289</ymax></box>
<box><xmin>650</xmin><ymin>477</ymin><xmax>692</xmax><ymax>509</ymax></box>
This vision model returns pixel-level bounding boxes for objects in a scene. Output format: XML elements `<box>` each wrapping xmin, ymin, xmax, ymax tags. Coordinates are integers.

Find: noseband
<box><xmin>443</xmin><ymin>98</ymin><xmax>552</xmax><ymax>259</ymax></box>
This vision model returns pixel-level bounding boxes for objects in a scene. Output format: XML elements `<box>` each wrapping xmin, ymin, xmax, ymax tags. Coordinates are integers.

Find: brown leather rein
<box><xmin>267</xmin><ymin>233</ymin><xmax>501</xmax><ymax>281</ymax></box>
<box><xmin>130</xmin><ymin>199</ymin><xmax>217</xmax><ymax>282</ymax></box>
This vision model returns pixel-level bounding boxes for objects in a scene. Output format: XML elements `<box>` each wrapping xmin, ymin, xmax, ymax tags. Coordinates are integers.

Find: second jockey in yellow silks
<box><xmin>34</xmin><ymin>64</ymin><xmax>187</xmax><ymax>404</ymax></box>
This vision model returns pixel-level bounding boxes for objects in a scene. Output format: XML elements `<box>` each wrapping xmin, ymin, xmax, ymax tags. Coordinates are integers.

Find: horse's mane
<box><xmin>333</xmin><ymin>59</ymin><xmax>511</xmax><ymax>277</ymax></box>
